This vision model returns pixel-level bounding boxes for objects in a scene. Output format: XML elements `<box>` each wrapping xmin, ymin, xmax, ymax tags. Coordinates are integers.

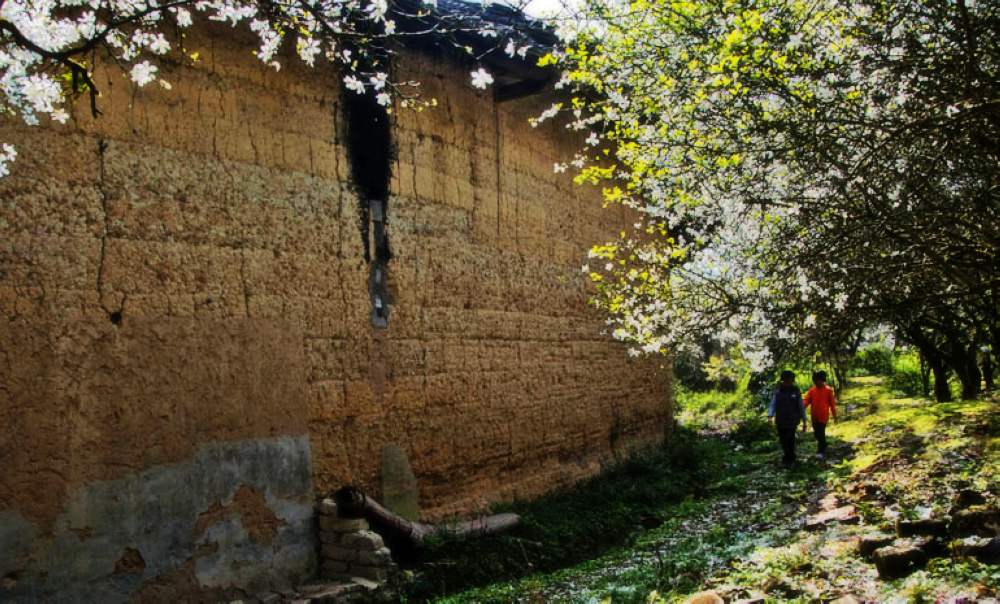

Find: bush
<box><xmin>674</xmin><ymin>357</ymin><xmax>713</xmax><ymax>392</ymax></box>
<box><xmin>855</xmin><ymin>346</ymin><xmax>895</xmax><ymax>376</ymax></box>
<box><xmin>730</xmin><ymin>416</ymin><xmax>774</xmax><ymax>448</ymax></box>
<box><xmin>886</xmin><ymin>370</ymin><xmax>924</xmax><ymax>397</ymax></box>
<box><xmin>887</xmin><ymin>351</ymin><xmax>928</xmax><ymax>397</ymax></box>
<box><xmin>676</xmin><ymin>386</ymin><xmax>754</xmax><ymax>418</ymax></box>
<box><xmin>750</xmin><ymin>383</ymin><xmax>773</xmax><ymax>415</ymax></box>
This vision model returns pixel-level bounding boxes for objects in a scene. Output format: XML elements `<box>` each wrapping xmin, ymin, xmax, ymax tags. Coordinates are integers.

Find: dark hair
<box><xmin>813</xmin><ymin>370</ymin><xmax>827</xmax><ymax>382</ymax></box>
<box><xmin>780</xmin><ymin>370</ymin><xmax>795</xmax><ymax>381</ymax></box>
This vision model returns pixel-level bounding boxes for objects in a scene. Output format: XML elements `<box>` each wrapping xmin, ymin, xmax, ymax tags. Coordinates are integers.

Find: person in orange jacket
<box><xmin>804</xmin><ymin>370</ymin><xmax>837</xmax><ymax>458</ymax></box>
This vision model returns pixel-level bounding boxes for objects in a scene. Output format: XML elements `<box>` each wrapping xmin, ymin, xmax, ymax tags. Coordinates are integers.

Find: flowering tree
<box><xmin>542</xmin><ymin>0</ymin><xmax>1000</xmax><ymax>382</ymax></box>
<box><xmin>0</xmin><ymin>0</ymin><xmax>544</xmax><ymax>175</ymax></box>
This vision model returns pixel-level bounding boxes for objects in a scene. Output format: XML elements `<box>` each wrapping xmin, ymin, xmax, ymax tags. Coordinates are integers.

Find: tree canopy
<box><xmin>4</xmin><ymin>0</ymin><xmax>998</xmax><ymax>398</ymax></box>
<box><xmin>544</xmin><ymin>0</ymin><xmax>1000</xmax><ymax>395</ymax></box>
<box><xmin>0</xmin><ymin>0</ymin><xmax>547</xmax><ymax>175</ymax></box>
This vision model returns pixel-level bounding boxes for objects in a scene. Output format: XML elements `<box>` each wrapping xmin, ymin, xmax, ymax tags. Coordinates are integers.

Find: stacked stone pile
<box><xmin>246</xmin><ymin>499</ymin><xmax>402</xmax><ymax>603</ymax></box>
<box><xmin>318</xmin><ymin>498</ymin><xmax>399</xmax><ymax>584</ymax></box>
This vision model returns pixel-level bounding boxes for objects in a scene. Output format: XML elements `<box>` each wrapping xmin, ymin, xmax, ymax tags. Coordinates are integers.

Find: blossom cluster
<box><xmin>547</xmin><ymin>0</ymin><xmax>1000</xmax><ymax>368</ymax></box>
<box><xmin>0</xmin><ymin>0</ymin><xmax>543</xmax><ymax>169</ymax></box>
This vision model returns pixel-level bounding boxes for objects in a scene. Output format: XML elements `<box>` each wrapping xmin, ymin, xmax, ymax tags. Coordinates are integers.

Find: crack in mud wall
<box><xmin>343</xmin><ymin>78</ymin><xmax>394</xmax><ymax>329</ymax></box>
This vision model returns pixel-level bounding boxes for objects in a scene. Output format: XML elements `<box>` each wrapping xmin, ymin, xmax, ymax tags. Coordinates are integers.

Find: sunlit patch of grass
<box><xmin>831</xmin><ymin>388</ymin><xmax>991</xmax><ymax>450</ymax></box>
<box><xmin>845</xmin><ymin>453</ymin><xmax>879</xmax><ymax>473</ymax></box>
<box><xmin>675</xmin><ymin>388</ymin><xmax>757</xmax><ymax>429</ymax></box>
<box><xmin>420</xmin><ymin>379</ymin><xmax>1000</xmax><ymax>604</ymax></box>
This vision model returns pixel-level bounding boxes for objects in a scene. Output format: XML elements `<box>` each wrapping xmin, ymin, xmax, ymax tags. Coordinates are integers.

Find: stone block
<box><xmin>805</xmin><ymin>505</ymin><xmax>859</xmax><ymax>531</ymax></box>
<box><xmin>319</xmin><ymin>515</ymin><xmax>348</xmax><ymax>532</ymax></box>
<box><xmin>896</xmin><ymin>518</ymin><xmax>948</xmax><ymax>538</ymax></box>
<box><xmin>321</xmin><ymin>544</ymin><xmax>357</xmax><ymax>563</ymax></box>
<box><xmin>858</xmin><ymin>534</ymin><xmax>895</xmax><ymax>559</ymax></box>
<box><xmin>319</xmin><ymin>498</ymin><xmax>338</xmax><ymax>517</ymax></box>
<box><xmin>342</xmin><ymin>530</ymin><xmax>383</xmax><ymax>551</ymax></box>
<box><xmin>329</xmin><ymin>517</ymin><xmax>368</xmax><ymax>533</ymax></box>
<box><xmin>957</xmin><ymin>537</ymin><xmax>1000</xmax><ymax>564</ymax></box>
<box><xmin>950</xmin><ymin>505</ymin><xmax>1000</xmax><ymax>538</ymax></box>
<box><xmin>873</xmin><ymin>543</ymin><xmax>928</xmax><ymax>580</ymax></box>
<box><xmin>303</xmin><ymin>579</ymin><xmax>352</xmax><ymax>598</ymax></box>
<box><xmin>351</xmin><ymin>565</ymin><xmax>389</xmax><ymax>582</ymax></box>
<box><xmin>952</xmin><ymin>489</ymin><xmax>988</xmax><ymax>511</ymax></box>
<box><xmin>357</xmin><ymin>547</ymin><xmax>392</xmax><ymax>567</ymax></box>
<box><xmin>351</xmin><ymin>576</ymin><xmax>381</xmax><ymax>592</ymax></box>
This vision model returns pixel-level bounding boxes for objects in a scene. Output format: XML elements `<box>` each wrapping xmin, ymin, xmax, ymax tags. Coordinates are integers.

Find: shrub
<box><xmin>855</xmin><ymin>346</ymin><xmax>895</xmax><ymax>376</ymax></box>
<box><xmin>730</xmin><ymin>416</ymin><xmax>774</xmax><ymax>448</ymax></box>
<box><xmin>887</xmin><ymin>350</ymin><xmax>929</xmax><ymax>397</ymax></box>
<box><xmin>674</xmin><ymin>357</ymin><xmax>712</xmax><ymax>392</ymax></box>
<box><xmin>886</xmin><ymin>370</ymin><xmax>924</xmax><ymax>397</ymax></box>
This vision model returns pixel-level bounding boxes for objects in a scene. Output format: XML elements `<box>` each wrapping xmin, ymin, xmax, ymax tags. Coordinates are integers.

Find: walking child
<box><xmin>768</xmin><ymin>370</ymin><xmax>807</xmax><ymax>466</ymax></box>
<box><xmin>804</xmin><ymin>370</ymin><xmax>837</xmax><ymax>458</ymax></box>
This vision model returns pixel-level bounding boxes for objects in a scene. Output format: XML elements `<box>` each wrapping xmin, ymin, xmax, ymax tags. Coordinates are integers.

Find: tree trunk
<box><xmin>965</xmin><ymin>341</ymin><xmax>983</xmax><ymax>399</ymax></box>
<box><xmin>944</xmin><ymin>335</ymin><xmax>981</xmax><ymax>400</ymax></box>
<box><xmin>931</xmin><ymin>361</ymin><xmax>953</xmax><ymax>402</ymax></box>
<box><xmin>901</xmin><ymin>327</ymin><xmax>953</xmax><ymax>402</ymax></box>
<box><xmin>919</xmin><ymin>352</ymin><xmax>932</xmax><ymax>397</ymax></box>
<box><xmin>983</xmin><ymin>354</ymin><xmax>995</xmax><ymax>392</ymax></box>
<box><xmin>833</xmin><ymin>365</ymin><xmax>848</xmax><ymax>398</ymax></box>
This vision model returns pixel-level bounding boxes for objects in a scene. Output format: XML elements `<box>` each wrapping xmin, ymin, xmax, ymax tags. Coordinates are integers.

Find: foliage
<box><xmin>884</xmin><ymin>349</ymin><xmax>927</xmax><ymax>397</ymax></box>
<box><xmin>728</xmin><ymin>415</ymin><xmax>772</xmax><ymax>449</ymax></box>
<box><xmin>675</xmin><ymin>385</ymin><xmax>751</xmax><ymax>420</ymax></box>
<box><xmin>423</xmin><ymin>378</ymin><xmax>1000</xmax><ymax>603</ymax></box>
<box><xmin>543</xmin><ymin>0</ymin><xmax>1000</xmax><ymax>387</ymax></box>
<box><xmin>0</xmin><ymin>0</ymin><xmax>547</xmax><ymax>175</ymax></box>
<box><xmin>854</xmin><ymin>345</ymin><xmax>896</xmax><ymax>377</ymax></box>
<box><xmin>850</xmin><ymin>347</ymin><xmax>934</xmax><ymax>397</ymax></box>
<box><xmin>673</xmin><ymin>351</ymin><xmax>713</xmax><ymax>392</ymax></box>
<box><xmin>402</xmin><ymin>427</ymin><xmax>735</xmax><ymax>602</ymax></box>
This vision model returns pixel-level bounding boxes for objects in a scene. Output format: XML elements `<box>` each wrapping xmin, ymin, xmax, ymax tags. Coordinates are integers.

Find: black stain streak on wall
<box><xmin>343</xmin><ymin>74</ymin><xmax>394</xmax><ymax>326</ymax></box>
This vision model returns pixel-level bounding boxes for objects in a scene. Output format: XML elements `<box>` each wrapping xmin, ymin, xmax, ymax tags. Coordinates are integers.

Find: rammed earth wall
<box><xmin>0</xmin><ymin>22</ymin><xmax>671</xmax><ymax>602</ymax></box>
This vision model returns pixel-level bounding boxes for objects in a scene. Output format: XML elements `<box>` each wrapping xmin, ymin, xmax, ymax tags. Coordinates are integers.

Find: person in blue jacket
<box><xmin>767</xmin><ymin>370</ymin><xmax>808</xmax><ymax>466</ymax></box>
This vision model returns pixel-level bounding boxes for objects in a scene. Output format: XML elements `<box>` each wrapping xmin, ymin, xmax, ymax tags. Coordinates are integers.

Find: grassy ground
<box><xmin>403</xmin><ymin>377</ymin><xmax>1000</xmax><ymax>603</ymax></box>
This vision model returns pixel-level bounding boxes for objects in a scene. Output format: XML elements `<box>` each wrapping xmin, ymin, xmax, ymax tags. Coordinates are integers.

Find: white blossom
<box><xmin>344</xmin><ymin>75</ymin><xmax>366</xmax><ymax>94</ymax></box>
<box><xmin>130</xmin><ymin>61</ymin><xmax>158</xmax><ymax>86</ymax></box>
<box><xmin>173</xmin><ymin>7</ymin><xmax>194</xmax><ymax>27</ymax></box>
<box><xmin>297</xmin><ymin>37</ymin><xmax>321</xmax><ymax>66</ymax></box>
<box><xmin>0</xmin><ymin>144</ymin><xmax>17</xmax><ymax>178</ymax></box>
<box><xmin>470</xmin><ymin>68</ymin><xmax>493</xmax><ymax>89</ymax></box>
<box><xmin>369</xmin><ymin>72</ymin><xmax>388</xmax><ymax>90</ymax></box>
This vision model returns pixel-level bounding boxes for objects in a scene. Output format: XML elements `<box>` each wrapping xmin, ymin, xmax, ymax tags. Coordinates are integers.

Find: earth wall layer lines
<box><xmin>0</xmin><ymin>21</ymin><xmax>672</xmax><ymax>601</ymax></box>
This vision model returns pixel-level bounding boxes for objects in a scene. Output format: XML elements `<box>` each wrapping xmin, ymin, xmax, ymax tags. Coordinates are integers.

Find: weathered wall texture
<box><xmin>307</xmin><ymin>49</ymin><xmax>674</xmax><ymax>517</ymax></box>
<box><xmin>0</xmin><ymin>21</ymin><xmax>670</xmax><ymax>601</ymax></box>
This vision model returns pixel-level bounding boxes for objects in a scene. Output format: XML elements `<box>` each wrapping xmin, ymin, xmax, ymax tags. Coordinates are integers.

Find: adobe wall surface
<box><xmin>0</xmin><ymin>22</ymin><xmax>670</xmax><ymax>601</ymax></box>
<box><xmin>315</xmin><ymin>49</ymin><xmax>673</xmax><ymax>517</ymax></box>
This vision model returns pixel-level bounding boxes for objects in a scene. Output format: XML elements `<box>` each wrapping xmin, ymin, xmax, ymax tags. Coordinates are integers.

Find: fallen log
<box><xmin>333</xmin><ymin>486</ymin><xmax>521</xmax><ymax>557</ymax></box>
